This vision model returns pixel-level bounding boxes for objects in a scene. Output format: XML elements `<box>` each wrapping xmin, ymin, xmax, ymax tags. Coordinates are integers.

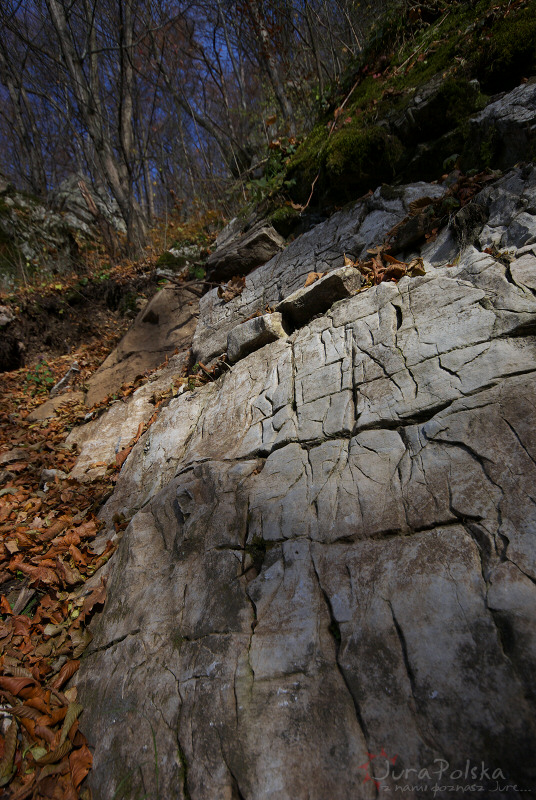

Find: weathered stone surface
<box><xmin>193</xmin><ymin>181</ymin><xmax>446</xmax><ymax>363</ymax></box>
<box><xmin>227</xmin><ymin>312</ymin><xmax>287</xmax><ymax>363</ymax></box>
<box><xmin>76</xmin><ymin>196</ymin><xmax>536</xmax><ymax>797</ymax></box>
<box><xmin>85</xmin><ymin>286</ymin><xmax>197</xmax><ymax>406</ymax></box>
<box><xmin>67</xmin><ymin>353</ymin><xmax>188</xmax><ymax>480</ymax></box>
<box><xmin>276</xmin><ymin>266</ymin><xmax>362</xmax><ymax>327</ymax></box>
<box><xmin>510</xmin><ymin>252</ymin><xmax>536</xmax><ymax>291</ymax></box>
<box><xmin>26</xmin><ymin>391</ymin><xmax>85</xmax><ymax>422</ymax></box>
<box><xmin>206</xmin><ymin>222</ymin><xmax>285</xmax><ymax>282</ymax></box>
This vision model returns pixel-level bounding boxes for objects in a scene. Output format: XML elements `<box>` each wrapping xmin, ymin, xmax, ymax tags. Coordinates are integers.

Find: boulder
<box><xmin>84</xmin><ymin>287</ymin><xmax>198</xmax><ymax>407</ymax></box>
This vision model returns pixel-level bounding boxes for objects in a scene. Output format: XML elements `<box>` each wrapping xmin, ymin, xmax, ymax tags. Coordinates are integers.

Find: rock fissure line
<box><xmin>310</xmin><ymin>552</ymin><xmax>372</xmax><ymax>754</ymax></box>
<box><xmin>385</xmin><ymin>598</ymin><xmax>442</xmax><ymax>756</ymax></box>
<box><xmin>85</xmin><ymin>628</ymin><xmax>142</xmax><ymax>657</ymax></box>
<box><xmin>216</xmin><ymin>728</ymin><xmax>247</xmax><ymax>800</ymax></box>
<box><xmin>501</xmin><ymin>416</ymin><xmax>536</xmax><ymax>469</ymax></box>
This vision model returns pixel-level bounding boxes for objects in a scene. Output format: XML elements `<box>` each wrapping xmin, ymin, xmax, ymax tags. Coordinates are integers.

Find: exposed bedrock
<box><xmin>75</xmin><ymin>162</ymin><xmax>536</xmax><ymax>799</ymax></box>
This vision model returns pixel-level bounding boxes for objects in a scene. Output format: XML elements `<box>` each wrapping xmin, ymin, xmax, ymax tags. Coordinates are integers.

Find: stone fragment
<box><xmin>0</xmin><ymin>447</ymin><xmax>27</xmax><ymax>465</ymax></box>
<box><xmin>277</xmin><ymin>265</ymin><xmax>362</xmax><ymax>327</ymax></box>
<box><xmin>39</xmin><ymin>468</ymin><xmax>67</xmax><ymax>489</ymax></box>
<box><xmin>227</xmin><ymin>312</ymin><xmax>288</xmax><ymax>363</ymax></box>
<box><xmin>26</xmin><ymin>391</ymin><xmax>85</xmax><ymax>422</ymax></box>
<box><xmin>206</xmin><ymin>222</ymin><xmax>285</xmax><ymax>281</ymax></box>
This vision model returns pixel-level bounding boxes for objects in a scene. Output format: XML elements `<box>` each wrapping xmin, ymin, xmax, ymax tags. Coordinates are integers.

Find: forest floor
<box><xmin>0</xmin><ymin>248</ymin><xmax>186</xmax><ymax>797</ymax></box>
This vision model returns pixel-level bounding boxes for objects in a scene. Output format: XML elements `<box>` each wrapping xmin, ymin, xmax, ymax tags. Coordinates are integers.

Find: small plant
<box><xmin>188</xmin><ymin>264</ymin><xmax>205</xmax><ymax>281</ymax></box>
<box><xmin>94</xmin><ymin>267</ymin><xmax>111</xmax><ymax>282</ymax></box>
<box><xmin>24</xmin><ymin>359</ymin><xmax>55</xmax><ymax>396</ymax></box>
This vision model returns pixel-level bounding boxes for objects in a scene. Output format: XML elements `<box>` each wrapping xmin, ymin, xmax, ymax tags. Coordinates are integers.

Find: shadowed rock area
<box><xmin>72</xmin><ymin>85</ymin><xmax>536</xmax><ymax>800</ymax></box>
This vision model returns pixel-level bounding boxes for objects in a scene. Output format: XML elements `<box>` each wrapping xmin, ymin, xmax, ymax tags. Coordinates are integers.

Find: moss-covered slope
<box><xmin>284</xmin><ymin>0</ymin><xmax>536</xmax><ymax>208</ymax></box>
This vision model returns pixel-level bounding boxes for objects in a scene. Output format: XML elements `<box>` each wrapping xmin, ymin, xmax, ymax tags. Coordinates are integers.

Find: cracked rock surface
<box><xmin>76</xmin><ymin>165</ymin><xmax>536</xmax><ymax>799</ymax></box>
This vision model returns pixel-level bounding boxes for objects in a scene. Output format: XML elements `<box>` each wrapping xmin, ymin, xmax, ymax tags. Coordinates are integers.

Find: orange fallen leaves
<box><xmin>0</xmin><ymin>358</ymin><xmax>117</xmax><ymax>797</ymax></box>
<box><xmin>51</xmin><ymin>662</ymin><xmax>80</xmax><ymax>691</ymax></box>
<box><xmin>69</xmin><ymin>745</ymin><xmax>92</xmax><ymax>790</ymax></box>
<box><xmin>115</xmin><ymin>447</ymin><xmax>132</xmax><ymax>469</ymax></box>
<box><xmin>343</xmin><ymin>252</ymin><xmax>426</xmax><ymax>287</ymax></box>
<box><xmin>217</xmin><ymin>274</ymin><xmax>246</xmax><ymax>303</ymax></box>
<box><xmin>303</xmin><ymin>271</ymin><xmax>326</xmax><ymax>287</ymax></box>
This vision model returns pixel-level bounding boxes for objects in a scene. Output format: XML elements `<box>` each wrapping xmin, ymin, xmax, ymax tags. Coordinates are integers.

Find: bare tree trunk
<box><xmin>0</xmin><ymin>44</ymin><xmax>47</xmax><ymax>194</ymax></box>
<box><xmin>246</xmin><ymin>0</ymin><xmax>296</xmax><ymax>135</ymax></box>
<box><xmin>45</xmin><ymin>0</ymin><xmax>147</xmax><ymax>253</ymax></box>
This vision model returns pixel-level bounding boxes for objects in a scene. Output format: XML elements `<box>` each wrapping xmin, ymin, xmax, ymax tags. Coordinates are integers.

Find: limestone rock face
<box><xmin>193</xmin><ymin>181</ymin><xmax>446</xmax><ymax>363</ymax></box>
<box><xmin>74</xmin><ymin>162</ymin><xmax>536</xmax><ymax>799</ymax></box>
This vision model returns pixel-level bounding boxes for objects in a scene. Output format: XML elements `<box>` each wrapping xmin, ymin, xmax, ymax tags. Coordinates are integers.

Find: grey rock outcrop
<box><xmin>467</xmin><ymin>81</ymin><xmax>536</xmax><ymax>171</ymax></box>
<box><xmin>0</xmin><ymin>186</ymin><xmax>79</xmax><ymax>288</ymax></box>
<box><xmin>74</xmin><ymin>162</ymin><xmax>536</xmax><ymax>798</ymax></box>
<box><xmin>50</xmin><ymin>174</ymin><xmax>126</xmax><ymax>235</ymax></box>
<box><xmin>193</xmin><ymin>181</ymin><xmax>446</xmax><ymax>363</ymax></box>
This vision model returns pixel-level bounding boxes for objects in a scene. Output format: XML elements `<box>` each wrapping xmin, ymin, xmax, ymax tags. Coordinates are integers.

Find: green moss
<box><xmin>156</xmin><ymin>250</ymin><xmax>186</xmax><ymax>268</ymax></box>
<box><xmin>286</xmin><ymin>122</ymin><xmax>329</xmax><ymax>200</ymax></box>
<box><xmin>269</xmin><ymin>205</ymin><xmax>300</xmax><ymax>237</ymax></box>
<box><xmin>325</xmin><ymin>125</ymin><xmax>404</xmax><ymax>196</ymax></box>
<box><xmin>474</xmin><ymin>1</ymin><xmax>536</xmax><ymax>92</ymax></box>
<box><xmin>435</xmin><ymin>78</ymin><xmax>485</xmax><ymax>126</ymax></box>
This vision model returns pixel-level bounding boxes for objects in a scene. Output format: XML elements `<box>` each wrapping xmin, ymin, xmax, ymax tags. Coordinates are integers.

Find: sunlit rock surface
<box><xmin>75</xmin><ymin>161</ymin><xmax>536</xmax><ymax>799</ymax></box>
